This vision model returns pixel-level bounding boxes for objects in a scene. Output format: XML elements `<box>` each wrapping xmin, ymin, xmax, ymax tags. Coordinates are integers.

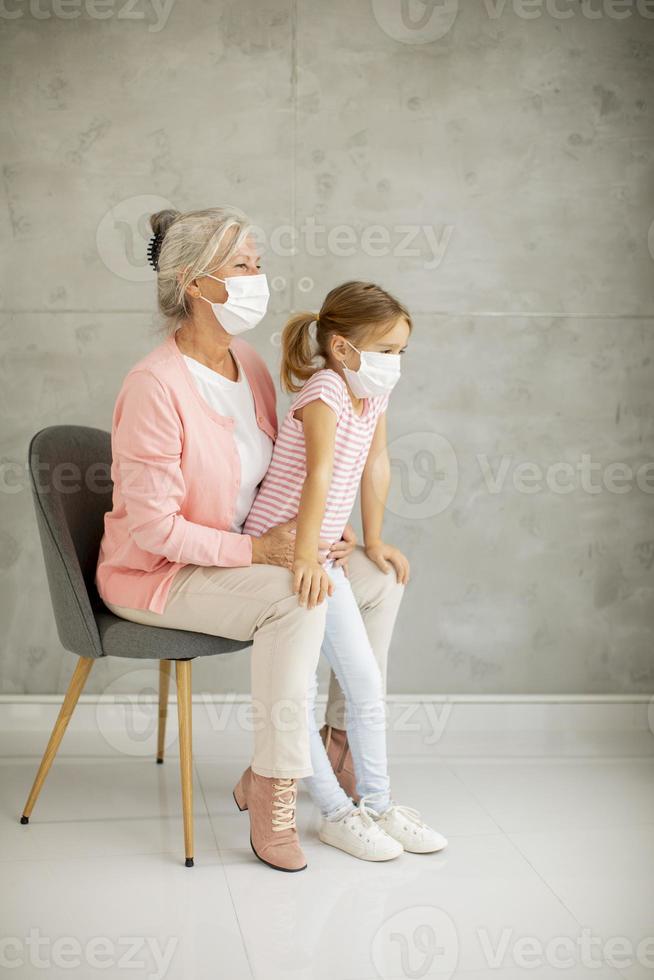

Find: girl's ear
<box><xmin>331</xmin><ymin>334</ymin><xmax>350</xmax><ymax>362</ymax></box>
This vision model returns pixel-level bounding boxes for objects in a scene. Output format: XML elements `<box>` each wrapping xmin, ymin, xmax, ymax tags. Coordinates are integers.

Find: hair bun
<box><xmin>149</xmin><ymin>209</ymin><xmax>180</xmax><ymax>238</ymax></box>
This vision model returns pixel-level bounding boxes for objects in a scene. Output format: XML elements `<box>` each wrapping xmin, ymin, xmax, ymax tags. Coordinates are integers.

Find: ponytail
<box><xmin>280</xmin><ymin>312</ymin><xmax>318</xmax><ymax>393</ymax></box>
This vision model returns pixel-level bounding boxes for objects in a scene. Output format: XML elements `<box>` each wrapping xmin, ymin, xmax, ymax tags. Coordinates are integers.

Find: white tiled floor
<box><xmin>1</xmin><ymin>735</ymin><xmax>653</xmax><ymax>979</ymax></box>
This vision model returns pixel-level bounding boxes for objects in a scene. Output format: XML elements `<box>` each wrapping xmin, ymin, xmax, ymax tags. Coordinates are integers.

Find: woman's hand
<box><xmin>293</xmin><ymin>557</ymin><xmax>334</xmax><ymax>608</ymax></box>
<box><xmin>364</xmin><ymin>540</ymin><xmax>410</xmax><ymax>585</ymax></box>
<box><xmin>327</xmin><ymin>523</ymin><xmax>357</xmax><ymax>577</ymax></box>
<box><xmin>250</xmin><ymin>519</ymin><xmax>331</xmax><ymax>570</ymax></box>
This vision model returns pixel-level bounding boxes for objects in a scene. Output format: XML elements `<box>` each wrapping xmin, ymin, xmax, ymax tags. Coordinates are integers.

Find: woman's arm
<box><xmin>291</xmin><ymin>399</ymin><xmax>337</xmax><ymax>607</ymax></box>
<box><xmin>360</xmin><ymin>411</ymin><xmax>410</xmax><ymax>584</ymax></box>
<box><xmin>114</xmin><ymin>370</ymin><xmax>253</xmax><ymax>567</ymax></box>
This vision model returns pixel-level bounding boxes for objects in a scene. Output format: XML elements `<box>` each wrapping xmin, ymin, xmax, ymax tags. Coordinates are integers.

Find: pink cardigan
<box><xmin>95</xmin><ymin>332</ymin><xmax>278</xmax><ymax>614</ymax></box>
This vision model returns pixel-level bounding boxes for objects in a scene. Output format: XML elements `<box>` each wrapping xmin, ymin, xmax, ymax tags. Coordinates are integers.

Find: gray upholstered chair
<box><xmin>20</xmin><ymin>425</ymin><xmax>250</xmax><ymax>867</ymax></box>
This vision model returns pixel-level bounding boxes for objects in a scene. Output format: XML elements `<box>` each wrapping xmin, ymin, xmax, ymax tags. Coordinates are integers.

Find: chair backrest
<box><xmin>29</xmin><ymin>425</ymin><xmax>113</xmax><ymax>659</ymax></box>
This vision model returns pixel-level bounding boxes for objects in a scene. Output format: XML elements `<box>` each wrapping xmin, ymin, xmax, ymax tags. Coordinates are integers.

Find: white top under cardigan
<box><xmin>182</xmin><ymin>347</ymin><xmax>274</xmax><ymax>534</ymax></box>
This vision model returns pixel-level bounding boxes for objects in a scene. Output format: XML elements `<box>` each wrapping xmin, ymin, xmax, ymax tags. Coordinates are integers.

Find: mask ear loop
<box><xmin>342</xmin><ymin>337</ymin><xmax>361</xmax><ymax>369</ymax></box>
<box><xmin>196</xmin><ymin>273</ymin><xmax>227</xmax><ymax>306</ymax></box>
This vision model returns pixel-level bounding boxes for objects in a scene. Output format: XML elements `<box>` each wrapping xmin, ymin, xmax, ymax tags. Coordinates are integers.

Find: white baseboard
<box><xmin>0</xmin><ymin>695</ymin><xmax>652</xmax><ymax>760</ymax></box>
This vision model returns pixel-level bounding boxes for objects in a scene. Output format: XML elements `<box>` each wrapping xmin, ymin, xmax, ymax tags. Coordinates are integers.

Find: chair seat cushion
<box><xmin>96</xmin><ymin>609</ymin><xmax>251</xmax><ymax>660</ymax></box>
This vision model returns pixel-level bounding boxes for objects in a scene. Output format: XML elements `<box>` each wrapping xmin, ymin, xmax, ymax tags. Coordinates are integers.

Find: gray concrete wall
<box><xmin>1</xmin><ymin>0</ymin><xmax>653</xmax><ymax>695</ymax></box>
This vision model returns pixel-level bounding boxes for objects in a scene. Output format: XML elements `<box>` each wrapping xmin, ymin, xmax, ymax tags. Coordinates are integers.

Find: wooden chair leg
<box><xmin>156</xmin><ymin>660</ymin><xmax>172</xmax><ymax>764</ymax></box>
<box><xmin>21</xmin><ymin>656</ymin><xmax>94</xmax><ymax>824</ymax></box>
<box><xmin>175</xmin><ymin>659</ymin><xmax>194</xmax><ymax>867</ymax></box>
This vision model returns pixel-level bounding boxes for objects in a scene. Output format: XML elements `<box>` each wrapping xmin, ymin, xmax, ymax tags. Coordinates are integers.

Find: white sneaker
<box><xmin>370</xmin><ymin>801</ymin><xmax>448</xmax><ymax>854</ymax></box>
<box><xmin>319</xmin><ymin>806</ymin><xmax>403</xmax><ymax>861</ymax></box>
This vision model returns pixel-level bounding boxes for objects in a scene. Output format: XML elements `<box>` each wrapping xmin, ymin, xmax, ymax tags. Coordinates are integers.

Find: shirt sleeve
<box><xmin>291</xmin><ymin>370</ymin><xmax>346</xmax><ymax>419</ymax></box>
<box><xmin>112</xmin><ymin>370</ymin><xmax>253</xmax><ymax>567</ymax></box>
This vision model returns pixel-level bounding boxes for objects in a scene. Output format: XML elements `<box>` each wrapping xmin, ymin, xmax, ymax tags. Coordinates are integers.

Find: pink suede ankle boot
<box><xmin>233</xmin><ymin>767</ymin><xmax>307</xmax><ymax>872</ymax></box>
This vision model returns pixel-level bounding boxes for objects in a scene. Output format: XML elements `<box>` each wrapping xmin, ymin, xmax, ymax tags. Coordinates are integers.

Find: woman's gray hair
<box><xmin>149</xmin><ymin>206</ymin><xmax>254</xmax><ymax>330</ymax></box>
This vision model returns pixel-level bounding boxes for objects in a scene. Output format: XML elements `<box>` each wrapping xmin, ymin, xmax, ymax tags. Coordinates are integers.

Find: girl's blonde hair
<box><xmin>280</xmin><ymin>280</ymin><xmax>412</xmax><ymax>393</ymax></box>
<box><xmin>149</xmin><ymin>206</ymin><xmax>254</xmax><ymax>329</ymax></box>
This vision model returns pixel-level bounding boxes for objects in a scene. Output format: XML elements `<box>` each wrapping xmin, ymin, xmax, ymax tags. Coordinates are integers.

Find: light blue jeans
<box><xmin>303</xmin><ymin>561</ymin><xmax>392</xmax><ymax>819</ymax></box>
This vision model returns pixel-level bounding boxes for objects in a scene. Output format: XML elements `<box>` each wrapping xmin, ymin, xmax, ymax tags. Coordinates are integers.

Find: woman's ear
<box><xmin>178</xmin><ymin>268</ymin><xmax>202</xmax><ymax>300</ymax></box>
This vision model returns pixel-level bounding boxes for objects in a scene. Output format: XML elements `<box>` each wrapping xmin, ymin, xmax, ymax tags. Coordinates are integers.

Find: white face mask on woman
<box><xmin>199</xmin><ymin>272</ymin><xmax>270</xmax><ymax>335</ymax></box>
<box><xmin>342</xmin><ymin>338</ymin><xmax>401</xmax><ymax>398</ymax></box>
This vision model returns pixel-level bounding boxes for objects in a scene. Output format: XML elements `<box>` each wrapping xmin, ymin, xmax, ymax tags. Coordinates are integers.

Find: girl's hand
<box><xmin>364</xmin><ymin>541</ymin><xmax>410</xmax><ymax>585</ymax></box>
<box><xmin>327</xmin><ymin>523</ymin><xmax>357</xmax><ymax>578</ymax></box>
<box><xmin>293</xmin><ymin>557</ymin><xmax>335</xmax><ymax>608</ymax></box>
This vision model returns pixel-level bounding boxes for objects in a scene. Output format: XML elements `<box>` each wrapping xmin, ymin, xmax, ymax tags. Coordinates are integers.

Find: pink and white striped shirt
<box><xmin>243</xmin><ymin>368</ymin><xmax>389</xmax><ymax>545</ymax></box>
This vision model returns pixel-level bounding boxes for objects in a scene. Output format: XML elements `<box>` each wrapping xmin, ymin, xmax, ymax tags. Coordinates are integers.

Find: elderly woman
<box><xmin>95</xmin><ymin>207</ymin><xmax>405</xmax><ymax>873</ymax></box>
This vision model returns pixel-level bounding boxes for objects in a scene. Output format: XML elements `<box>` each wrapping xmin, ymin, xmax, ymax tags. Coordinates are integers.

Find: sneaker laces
<box><xmin>360</xmin><ymin>795</ymin><xmax>426</xmax><ymax>830</ymax></box>
<box><xmin>271</xmin><ymin>778</ymin><xmax>297</xmax><ymax>832</ymax></box>
<box><xmin>385</xmin><ymin>802</ymin><xmax>427</xmax><ymax>830</ymax></box>
<box><xmin>341</xmin><ymin>806</ymin><xmax>378</xmax><ymax>842</ymax></box>
<box><xmin>347</xmin><ymin>807</ymin><xmax>375</xmax><ymax>830</ymax></box>
<box><xmin>357</xmin><ymin>794</ymin><xmax>388</xmax><ymax>830</ymax></box>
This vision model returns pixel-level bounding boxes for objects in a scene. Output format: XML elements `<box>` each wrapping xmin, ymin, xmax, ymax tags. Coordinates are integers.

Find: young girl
<box><xmin>243</xmin><ymin>281</ymin><xmax>447</xmax><ymax>861</ymax></box>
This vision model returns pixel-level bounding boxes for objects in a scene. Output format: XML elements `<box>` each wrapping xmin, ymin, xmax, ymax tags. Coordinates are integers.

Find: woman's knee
<box><xmin>376</xmin><ymin>569</ymin><xmax>405</xmax><ymax>606</ymax></box>
<box><xmin>348</xmin><ymin>545</ymin><xmax>406</xmax><ymax>605</ymax></box>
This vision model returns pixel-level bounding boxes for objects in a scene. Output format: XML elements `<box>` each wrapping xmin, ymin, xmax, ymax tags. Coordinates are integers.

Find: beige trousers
<box><xmin>104</xmin><ymin>545</ymin><xmax>405</xmax><ymax>779</ymax></box>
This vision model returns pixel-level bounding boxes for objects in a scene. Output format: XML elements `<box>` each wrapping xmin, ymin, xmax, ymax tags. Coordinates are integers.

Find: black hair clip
<box><xmin>147</xmin><ymin>231</ymin><xmax>164</xmax><ymax>272</ymax></box>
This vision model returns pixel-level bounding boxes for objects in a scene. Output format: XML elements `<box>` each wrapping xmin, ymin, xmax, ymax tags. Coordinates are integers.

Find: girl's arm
<box><xmin>291</xmin><ymin>399</ymin><xmax>337</xmax><ymax>607</ymax></box>
<box><xmin>360</xmin><ymin>411</ymin><xmax>410</xmax><ymax>584</ymax></box>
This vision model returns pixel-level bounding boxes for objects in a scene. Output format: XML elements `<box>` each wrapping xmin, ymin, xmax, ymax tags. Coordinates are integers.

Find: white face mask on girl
<box><xmin>199</xmin><ymin>272</ymin><xmax>270</xmax><ymax>335</ymax></box>
<box><xmin>342</xmin><ymin>339</ymin><xmax>401</xmax><ymax>398</ymax></box>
